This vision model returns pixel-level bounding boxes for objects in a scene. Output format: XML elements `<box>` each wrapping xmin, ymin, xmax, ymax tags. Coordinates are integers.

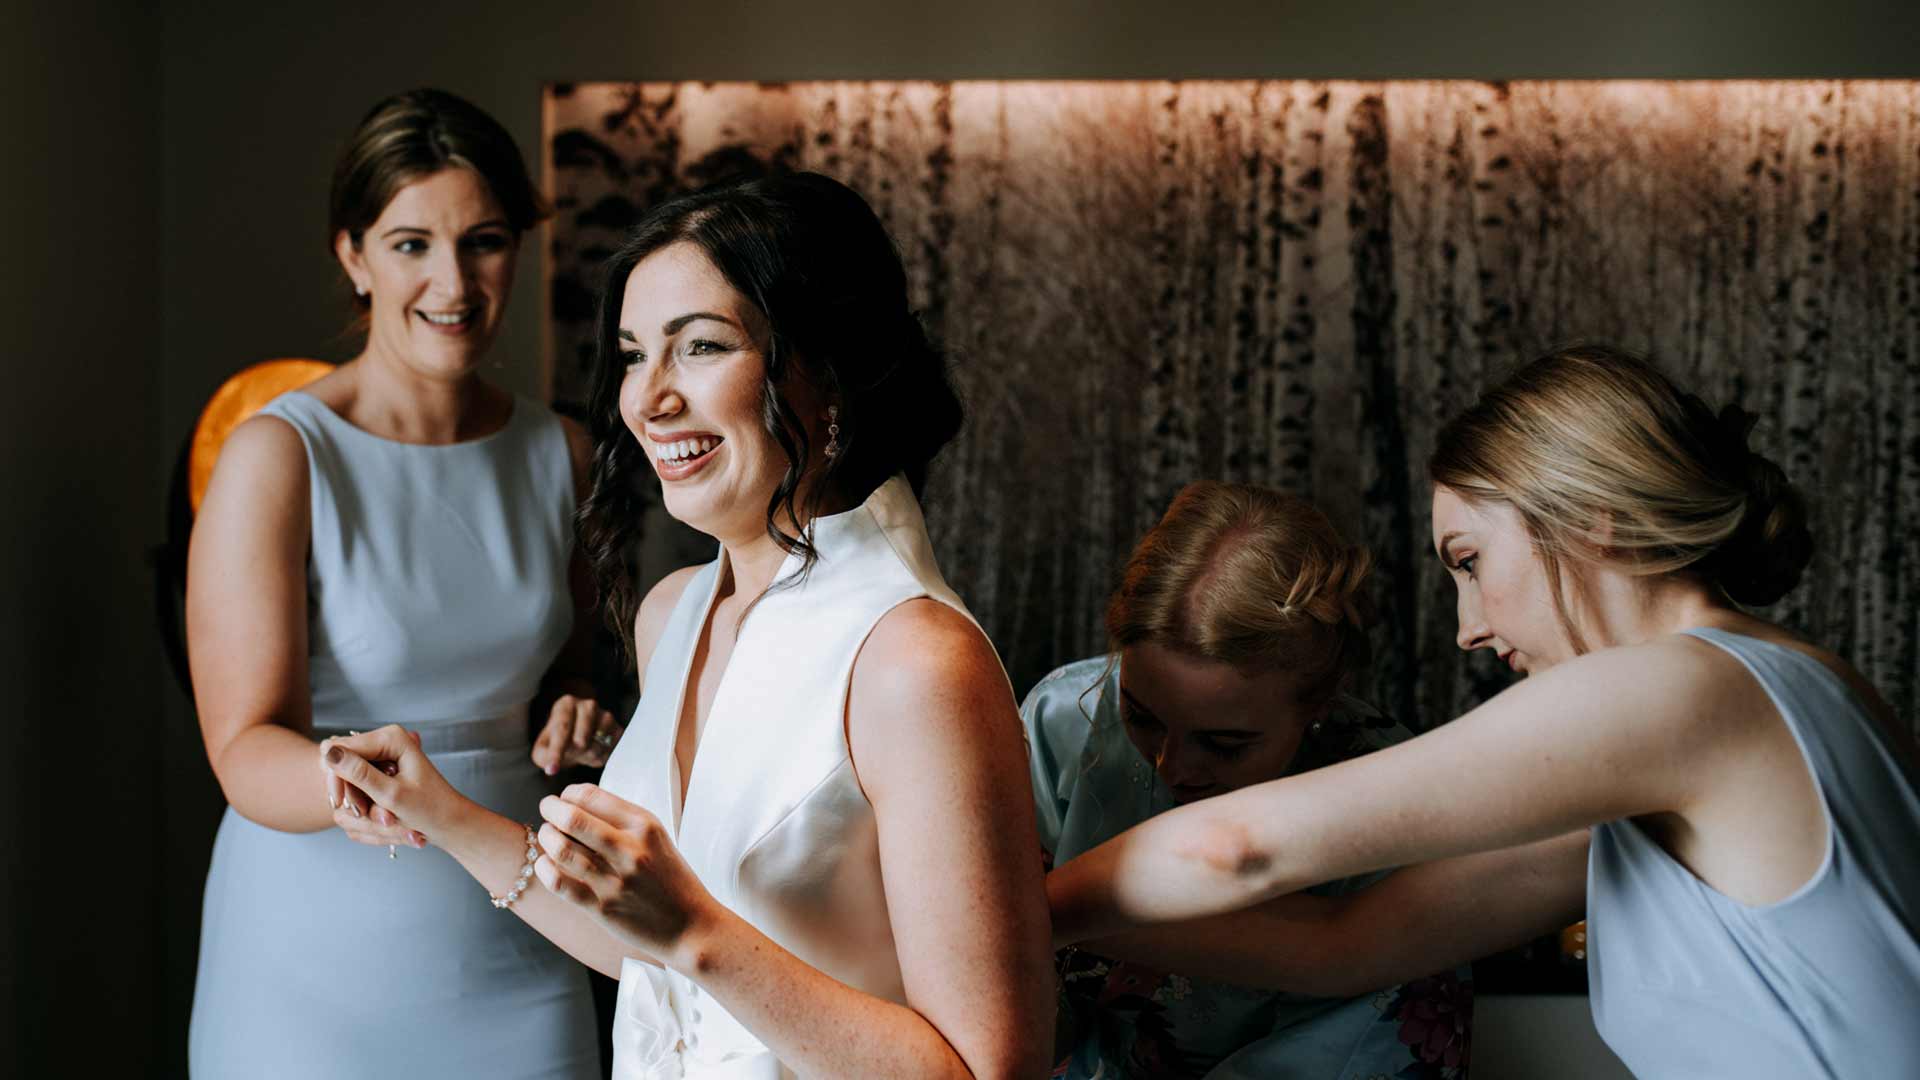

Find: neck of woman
<box><xmin>1582</xmin><ymin>569</ymin><xmax>1747</xmax><ymax>651</ymax></box>
<box><xmin>349</xmin><ymin>349</ymin><xmax>497</xmax><ymax>444</ymax></box>
<box><xmin>720</xmin><ymin>530</ymin><xmax>795</xmax><ymax>605</ymax></box>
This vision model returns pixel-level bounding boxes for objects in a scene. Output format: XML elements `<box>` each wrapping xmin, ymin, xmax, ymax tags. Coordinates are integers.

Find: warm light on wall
<box><xmin>541</xmin><ymin>77</ymin><xmax>1920</xmax><ymax>742</ymax></box>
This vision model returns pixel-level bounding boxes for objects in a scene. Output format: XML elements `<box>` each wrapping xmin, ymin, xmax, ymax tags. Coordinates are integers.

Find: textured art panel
<box><xmin>544</xmin><ymin>81</ymin><xmax>1920</xmax><ymax>729</ymax></box>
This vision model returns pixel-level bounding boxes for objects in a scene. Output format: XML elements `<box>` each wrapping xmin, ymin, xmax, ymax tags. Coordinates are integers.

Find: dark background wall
<box><xmin>7</xmin><ymin>1</ymin><xmax>1915</xmax><ymax>1075</ymax></box>
<box><xmin>3</xmin><ymin>1</ymin><xmax>162</xmax><ymax>1075</ymax></box>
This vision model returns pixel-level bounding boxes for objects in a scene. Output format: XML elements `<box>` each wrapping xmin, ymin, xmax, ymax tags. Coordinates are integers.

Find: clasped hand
<box><xmin>320</xmin><ymin>729</ymin><xmax>720</xmax><ymax>965</ymax></box>
<box><xmin>318</xmin><ymin>725</ymin><xmax>466</xmax><ymax>850</ymax></box>
<box><xmin>319</xmin><ymin>728</ymin><xmax>429</xmax><ymax>850</ymax></box>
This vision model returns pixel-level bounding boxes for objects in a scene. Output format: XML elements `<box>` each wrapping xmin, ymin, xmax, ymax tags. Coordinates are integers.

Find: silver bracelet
<box><xmin>490</xmin><ymin>825</ymin><xmax>539</xmax><ymax>910</ymax></box>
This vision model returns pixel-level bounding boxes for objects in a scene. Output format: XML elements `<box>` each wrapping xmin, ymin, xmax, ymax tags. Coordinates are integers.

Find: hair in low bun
<box><xmin>1431</xmin><ymin>344</ymin><xmax>1816</xmax><ymax>653</ymax></box>
<box><xmin>1703</xmin><ymin>449</ymin><xmax>1814</xmax><ymax>607</ymax></box>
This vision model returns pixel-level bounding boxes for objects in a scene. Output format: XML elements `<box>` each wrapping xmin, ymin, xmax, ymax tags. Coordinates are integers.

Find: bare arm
<box><xmin>533</xmin><ymin>600</ymin><xmax>1054</xmax><ymax>1079</ymax></box>
<box><xmin>1049</xmin><ymin>640</ymin><xmax>1737</xmax><ymax>942</ymax></box>
<box><xmin>187</xmin><ymin>415</ymin><xmax>337</xmax><ymax>833</ymax></box>
<box><xmin>1070</xmin><ymin>831</ymin><xmax>1589</xmax><ymax>996</ymax></box>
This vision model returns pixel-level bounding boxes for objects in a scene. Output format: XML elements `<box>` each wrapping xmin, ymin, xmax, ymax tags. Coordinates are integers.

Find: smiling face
<box><xmin>1117</xmin><ymin>641</ymin><xmax>1326</xmax><ymax>804</ymax></box>
<box><xmin>334</xmin><ymin>167</ymin><xmax>517</xmax><ymax>379</ymax></box>
<box><xmin>616</xmin><ymin>241</ymin><xmax>817</xmax><ymax>541</ymax></box>
<box><xmin>1431</xmin><ymin>484</ymin><xmax>1587</xmax><ymax>675</ymax></box>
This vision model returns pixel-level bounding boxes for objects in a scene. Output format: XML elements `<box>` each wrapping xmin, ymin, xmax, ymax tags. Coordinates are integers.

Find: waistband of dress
<box><xmin>312</xmin><ymin>709</ymin><xmax>526</xmax><ymax>754</ymax></box>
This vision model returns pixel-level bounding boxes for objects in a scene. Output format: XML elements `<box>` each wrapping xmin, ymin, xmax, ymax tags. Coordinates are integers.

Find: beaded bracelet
<box><xmin>490</xmin><ymin>825</ymin><xmax>540</xmax><ymax>910</ymax></box>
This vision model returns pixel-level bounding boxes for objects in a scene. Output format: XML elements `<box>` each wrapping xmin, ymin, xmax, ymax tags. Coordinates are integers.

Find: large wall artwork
<box><xmin>544</xmin><ymin>80</ymin><xmax>1920</xmax><ymax>743</ymax></box>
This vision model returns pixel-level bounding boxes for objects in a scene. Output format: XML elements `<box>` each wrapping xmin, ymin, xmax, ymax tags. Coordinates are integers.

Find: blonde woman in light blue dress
<box><xmin>1049</xmin><ymin>349</ymin><xmax>1920</xmax><ymax>1078</ymax></box>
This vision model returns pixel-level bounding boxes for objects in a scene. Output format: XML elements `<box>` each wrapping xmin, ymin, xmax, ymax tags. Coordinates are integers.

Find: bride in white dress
<box><xmin>325</xmin><ymin>171</ymin><xmax>1054</xmax><ymax>1079</ymax></box>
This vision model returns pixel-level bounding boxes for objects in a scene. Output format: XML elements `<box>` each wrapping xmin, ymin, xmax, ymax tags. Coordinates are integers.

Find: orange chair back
<box><xmin>189</xmin><ymin>359</ymin><xmax>333</xmax><ymax>512</ymax></box>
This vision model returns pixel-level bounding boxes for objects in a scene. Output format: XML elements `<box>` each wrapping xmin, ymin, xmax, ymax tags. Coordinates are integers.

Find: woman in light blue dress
<box><xmin>1049</xmin><ymin>347</ymin><xmax>1920</xmax><ymax>1078</ymax></box>
<box><xmin>1029</xmin><ymin>482</ymin><xmax>1588</xmax><ymax>1079</ymax></box>
<box><xmin>186</xmin><ymin>90</ymin><xmax>606</xmax><ymax>1078</ymax></box>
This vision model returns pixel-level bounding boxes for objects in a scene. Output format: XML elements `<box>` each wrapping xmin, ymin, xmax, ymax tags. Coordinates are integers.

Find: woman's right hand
<box><xmin>321</xmin><ymin>725</ymin><xmax>470</xmax><ymax>845</ymax></box>
<box><xmin>319</xmin><ymin>729</ymin><xmax>427</xmax><ymax>849</ymax></box>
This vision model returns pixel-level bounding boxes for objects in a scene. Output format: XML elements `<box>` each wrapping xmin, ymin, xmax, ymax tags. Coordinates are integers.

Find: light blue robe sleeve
<box><xmin>1020</xmin><ymin>656</ymin><xmax>1112</xmax><ymax>860</ymax></box>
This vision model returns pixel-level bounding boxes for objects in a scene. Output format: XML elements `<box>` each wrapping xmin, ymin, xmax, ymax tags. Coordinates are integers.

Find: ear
<box><xmin>333</xmin><ymin>229</ymin><xmax>369</xmax><ymax>296</ymax></box>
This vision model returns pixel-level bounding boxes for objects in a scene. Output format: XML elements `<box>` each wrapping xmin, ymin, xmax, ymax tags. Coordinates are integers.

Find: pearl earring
<box><xmin>825</xmin><ymin>405</ymin><xmax>841</xmax><ymax>459</ymax></box>
<box><xmin>355</xmin><ymin>284</ymin><xmax>368</xmax><ymax>298</ymax></box>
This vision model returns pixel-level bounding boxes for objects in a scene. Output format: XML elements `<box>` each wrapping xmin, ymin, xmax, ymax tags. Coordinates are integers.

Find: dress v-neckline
<box><xmin>665</xmin><ymin>551</ymin><xmax>733</xmax><ymax>835</ymax></box>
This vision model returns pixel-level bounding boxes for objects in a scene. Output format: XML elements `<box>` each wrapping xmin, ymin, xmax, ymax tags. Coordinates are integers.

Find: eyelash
<box><xmin>621</xmin><ymin>339</ymin><xmax>730</xmax><ymax>368</ymax></box>
<box><xmin>391</xmin><ymin>234</ymin><xmax>510</xmax><ymax>256</ymax></box>
<box><xmin>1121</xmin><ymin>706</ymin><xmax>1252</xmax><ymax>759</ymax></box>
<box><xmin>1197</xmin><ymin>738</ymin><xmax>1251</xmax><ymax>760</ymax></box>
<box><xmin>1457</xmin><ymin>555</ymin><xmax>1479</xmax><ymax>577</ymax></box>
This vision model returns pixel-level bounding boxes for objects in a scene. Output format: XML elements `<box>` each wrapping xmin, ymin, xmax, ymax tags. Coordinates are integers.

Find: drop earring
<box><xmin>825</xmin><ymin>405</ymin><xmax>841</xmax><ymax>459</ymax></box>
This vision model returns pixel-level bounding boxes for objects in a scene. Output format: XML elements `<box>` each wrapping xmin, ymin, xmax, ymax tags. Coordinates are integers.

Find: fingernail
<box><xmin>324</xmin><ymin>746</ymin><xmax>343</xmax><ymax>765</ymax></box>
<box><xmin>545</xmin><ymin>764</ymin><xmax>557</xmax><ymax>776</ymax></box>
<box><xmin>411</xmin><ymin>832</ymin><xmax>426</xmax><ymax>848</ymax></box>
<box><xmin>350</xmin><ymin>803</ymin><xmax>361</xmax><ymax>818</ymax></box>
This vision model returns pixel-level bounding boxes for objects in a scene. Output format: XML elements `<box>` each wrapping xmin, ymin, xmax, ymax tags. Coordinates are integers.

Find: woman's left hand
<box><xmin>535</xmin><ymin>783</ymin><xmax>725</xmax><ymax>969</ymax></box>
<box><xmin>532</xmin><ymin>694</ymin><xmax>624</xmax><ymax>775</ymax></box>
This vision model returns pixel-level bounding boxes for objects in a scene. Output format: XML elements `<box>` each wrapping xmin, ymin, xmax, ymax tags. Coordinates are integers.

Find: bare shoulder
<box><xmin>854</xmin><ymin>598</ymin><xmax>1008</xmax><ymax>705</ymax></box>
<box><xmin>1485</xmin><ymin>635</ymin><xmax>1756</xmax><ymax>752</ymax></box>
<box><xmin>190</xmin><ymin>414</ymin><xmax>310</xmax><ymax>608</ymax></box>
<box><xmin>202</xmin><ymin>413</ymin><xmax>308</xmax><ymax>518</ymax></box>
<box><xmin>848</xmin><ymin>598</ymin><xmax>1020</xmax><ymax>778</ymax></box>
<box><xmin>849</xmin><ymin>598</ymin><xmax>1026</xmax><ymax>808</ymax></box>
<box><xmin>1543</xmin><ymin>634</ymin><xmax>1732</xmax><ymax>698</ymax></box>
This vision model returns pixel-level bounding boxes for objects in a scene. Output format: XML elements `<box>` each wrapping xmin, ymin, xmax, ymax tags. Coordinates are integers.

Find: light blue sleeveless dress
<box><xmin>1588</xmin><ymin>627</ymin><xmax>1920</xmax><ymax>1078</ymax></box>
<box><xmin>188</xmin><ymin>390</ymin><xmax>600</xmax><ymax>1079</ymax></box>
<box><xmin>1026</xmin><ymin>657</ymin><xmax>1474</xmax><ymax>1079</ymax></box>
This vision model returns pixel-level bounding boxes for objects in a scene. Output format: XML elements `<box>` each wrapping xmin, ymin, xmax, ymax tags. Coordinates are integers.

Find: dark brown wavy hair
<box><xmin>578</xmin><ymin>171</ymin><xmax>964</xmax><ymax>664</ymax></box>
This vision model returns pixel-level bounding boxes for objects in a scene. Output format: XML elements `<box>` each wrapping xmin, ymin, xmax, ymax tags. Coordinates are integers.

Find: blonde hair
<box><xmin>1430</xmin><ymin>344</ymin><xmax>1813</xmax><ymax>653</ymax></box>
<box><xmin>1105</xmin><ymin>481</ymin><xmax>1375</xmax><ymax>705</ymax></box>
